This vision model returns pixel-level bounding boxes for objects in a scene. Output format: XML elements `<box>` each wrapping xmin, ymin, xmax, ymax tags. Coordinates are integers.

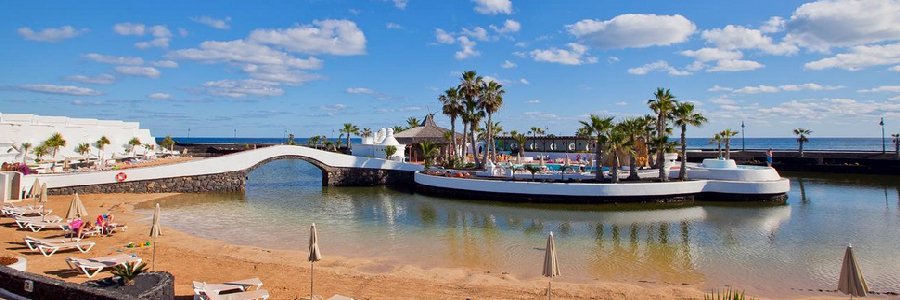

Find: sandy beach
<box><xmin>0</xmin><ymin>193</ymin><xmax>865</xmax><ymax>300</ymax></box>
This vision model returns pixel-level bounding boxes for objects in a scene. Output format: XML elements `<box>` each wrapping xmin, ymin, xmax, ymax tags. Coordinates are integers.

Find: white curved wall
<box><xmin>415</xmin><ymin>173</ymin><xmax>790</xmax><ymax>196</ymax></box>
<box><xmin>26</xmin><ymin>145</ymin><xmax>424</xmax><ymax>190</ymax></box>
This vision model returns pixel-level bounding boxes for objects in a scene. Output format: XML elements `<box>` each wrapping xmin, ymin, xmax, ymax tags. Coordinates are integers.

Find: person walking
<box><xmin>766</xmin><ymin>148</ymin><xmax>774</xmax><ymax>167</ymax></box>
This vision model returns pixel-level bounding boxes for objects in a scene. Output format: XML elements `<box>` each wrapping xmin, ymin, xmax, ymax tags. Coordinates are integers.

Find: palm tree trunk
<box><xmin>450</xmin><ymin>116</ymin><xmax>457</xmax><ymax>159</ymax></box>
<box><xmin>725</xmin><ymin>139</ymin><xmax>731</xmax><ymax>160</ymax></box>
<box><xmin>472</xmin><ymin>127</ymin><xmax>481</xmax><ymax>166</ymax></box>
<box><xmin>799</xmin><ymin>141</ymin><xmax>804</xmax><ymax>157</ymax></box>
<box><xmin>628</xmin><ymin>139</ymin><xmax>639</xmax><ymax>180</ymax></box>
<box><xmin>679</xmin><ymin>125</ymin><xmax>687</xmax><ymax>181</ymax></box>
<box><xmin>482</xmin><ymin>114</ymin><xmax>491</xmax><ymax>167</ymax></box>
<box><xmin>461</xmin><ymin>121</ymin><xmax>469</xmax><ymax>162</ymax></box>
<box><xmin>594</xmin><ymin>138</ymin><xmax>603</xmax><ymax>181</ymax></box>
<box><xmin>611</xmin><ymin>151</ymin><xmax>619</xmax><ymax>183</ymax></box>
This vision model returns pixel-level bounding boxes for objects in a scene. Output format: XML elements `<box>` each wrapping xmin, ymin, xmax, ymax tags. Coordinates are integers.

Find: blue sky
<box><xmin>1</xmin><ymin>0</ymin><xmax>898</xmax><ymax>138</ymax></box>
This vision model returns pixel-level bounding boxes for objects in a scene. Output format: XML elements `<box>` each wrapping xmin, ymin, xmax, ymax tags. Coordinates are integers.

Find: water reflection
<box><xmin>149</xmin><ymin>160</ymin><xmax>900</xmax><ymax>296</ymax></box>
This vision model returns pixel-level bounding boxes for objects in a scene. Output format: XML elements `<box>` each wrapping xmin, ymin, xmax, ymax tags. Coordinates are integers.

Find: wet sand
<box><xmin>0</xmin><ymin>193</ymin><xmax>870</xmax><ymax>299</ymax></box>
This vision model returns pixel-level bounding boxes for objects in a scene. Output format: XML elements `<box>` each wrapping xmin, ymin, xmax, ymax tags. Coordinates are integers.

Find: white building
<box><xmin>350</xmin><ymin>128</ymin><xmax>406</xmax><ymax>161</ymax></box>
<box><xmin>0</xmin><ymin>113</ymin><xmax>157</xmax><ymax>166</ymax></box>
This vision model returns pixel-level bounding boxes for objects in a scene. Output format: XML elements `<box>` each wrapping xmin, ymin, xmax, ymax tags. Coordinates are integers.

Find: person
<box><xmin>766</xmin><ymin>148</ymin><xmax>774</xmax><ymax>167</ymax></box>
<box><xmin>68</xmin><ymin>218</ymin><xmax>84</xmax><ymax>239</ymax></box>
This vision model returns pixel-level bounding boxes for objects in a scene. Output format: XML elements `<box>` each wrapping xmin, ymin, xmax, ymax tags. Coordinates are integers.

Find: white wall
<box><xmin>0</xmin><ymin>113</ymin><xmax>156</xmax><ymax>164</ymax></box>
<box><xmin>25</xmin><ymin>145</ymin><xmax>424</xmax><ymax>191</ymax></box>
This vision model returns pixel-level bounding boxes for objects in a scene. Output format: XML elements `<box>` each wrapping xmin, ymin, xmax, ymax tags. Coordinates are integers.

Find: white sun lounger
<box><xmin>25</xmin><ymin>221</ymin><xmax>68</xmax><ymax>232</ymax></box>
<box><xmin>206</xmin><ymin>289</ymin><xmax>270</xmax><ymax>300</ymax></box>
<box><xmin>4</xmin><ymin>208</ymin><xmax>51</xmax><ymax>216</ymax></box>
<box><xmin>13</xmin><ymin>215</ymin><xmax>63</xmax><ymax>228</ymax></box>
<box><xmin>23</xmin><ymin>235</ymin><xmax>80</xmax><ymax>250</ymax></box>
<box><xmin>35</xmin><ymin>240</ymin><xmax>95</xmax><ymax>257</ymax></box>
<box><xmin>65</xmin><ymin>254</ymin><xmax>142</xmax><ymax>278</ymax></box>
<box><xmin>193</xmin><ymin>278</ymin><xmax>264</xmax><ymax>300</ymax></box>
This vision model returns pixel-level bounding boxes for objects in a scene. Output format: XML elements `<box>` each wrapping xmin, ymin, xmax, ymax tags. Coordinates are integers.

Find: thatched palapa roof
<box><xmin>394</xmin><ymin>114</ymin><xmax>461</xmax><ymax>144</ymax></box>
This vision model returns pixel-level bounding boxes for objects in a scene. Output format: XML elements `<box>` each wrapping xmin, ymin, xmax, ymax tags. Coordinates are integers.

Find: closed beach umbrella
<box><xmin>542</xmin><ymin>232</ymin><xmax>560</xmax><ymax>300</ymax></box>
<box><xmin>149</xmin><ymin>203</ymin><xmax>161</xmax><ymax>271</ymax></box>
<box><xmin>29</xmin><ymin>178</ymin><xmax>41</xmax><ymax>205</ymax></box>
<box><xmin>838</xmin><ymin>244</ymin><xmax>868</xmax><ymax>298</ymax></box>
<box><xmin>65</xmin><ymin>193</ymin><xmax>89</xmax><ymax>220</ymax></box>
<box><xmin>308</xmin><ymin>223</ymin><xmax>323</xmax><ymax>300</ymax></box>
<box><xmin>39</xmin><ymin>184</ymin><xmax>48</xmax><ymax>221</ymax></box>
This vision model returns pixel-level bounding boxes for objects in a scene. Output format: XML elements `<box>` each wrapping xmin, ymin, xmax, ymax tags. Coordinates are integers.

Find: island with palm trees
<box><xmin>407</xmin><ymin>71</ymin><xmax>790</xmax><ymax>203</ymax></box>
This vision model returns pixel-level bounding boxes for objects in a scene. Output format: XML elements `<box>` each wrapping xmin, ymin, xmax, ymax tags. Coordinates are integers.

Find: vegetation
<box><xmin>704</xmin><ymin>288</ymin><xmax>755</xmax><ymax>300</ymax></box>
<box><xmin>479</xmin><ymin>80</ymin><xmax>504</xmax><ymax>163</ymax></box>
<box><xmin>793</xmin><ymin>128</ymin><xmax>812</xmax><ymax>157</ymax></box>
<box><xmin>420</xmin><ymin>142</ymin><xmax>439</xmax><ymax>168</ymax></box>
<box><xmin>524</xmin><ymin>164</ymin><xmax>539</xmax><ymax>181</ymax></box>
<box><xmin>143</xmin><ymin>143</ymin><xmax>156</xmax><ymax>155</ymax></box>
<box><xmin>710</xmin><ymin>133</ymin><xmax>723</xmax><ymax>158</ymax></box>
<box><xmin>458</xmin><ymin>71</ymin><xmax>483</xmax><ymax>165</ymax></box>
<box><xmin>439</xmin><ymin>88</ymin><xmax>462</xmax><ymax>159</ymax></box>
<box><xmin>111</xmin><ymin>261</ymin><xmax>148</xmax><ymax>286</ymax></box>
<box><xmin>128</xmin><ymin>137</ymin><xmax>141</xmax><ymax>156</ymax></box>
<box><xmin>510</xmin><ymin>130</ymin><xmax>527</xmax><ymax>162</ymax></box>
<box><xmin>44</xmin><ymin>132</ymin><xmax>67</xmax><ymax>160</ymax></box>
<box><xmin>307</xmin><ymin>135</ymin><xmax>324</xmax><ymax>147</ymax></box>
<box><xmin>720</xmin><ymin>129</ymin><xmax>739</xmax><ymax>160</ymax></box>
<box><xmin>893</xmin><ymin>133</ymin><xmax>900</xmax><ymax>158</ymax></box>
<box><xmin>159</xmin><ymin>136</ymin><xmax>175</xmax><ymax>152</ymax></box>
<box><xmin>360</xmin><ymin>128</ymin><xmax>372</xmax><ymax>142</ymax></box>
<box><xmin>579</xmin><ymin>115</ymin><xmax>614</xmax><ymax>181</ymax></box>
<box><xmin>76</xmin><ymin>143</ymin><xmax>91</xmax><ymax>161</ymax></box>
<box><xmin>648</xmin><ymin>88</ymin><xmax>677</xmax><ymax>181</ymax></box>
<box><xmin>32</xmin><ymin>144</ymin><xmax>48</xmax><ymax>163</ymax></box>
<box><xmin>341</xmin><ymin>123</ymin><xmax>359</xmax><ymax>150</ymax></box>
<box><xmin>406</xmin><ymin>117</ymin><xmax>420</xmax><ymax>129</ymax></box>
<box><xmin>16</xmin><ymin>142</ymin><xmax>32</xmax><ymax>164</ymax></box>
<box><xmin>384</xmin><ymin>145</ymin><xmax>398</xmax><ymax>160</ymax></box>
<box><xmin>673</xmin><ymin>102</ymin><xmax>707</xmax><ymax>180</ymax></box>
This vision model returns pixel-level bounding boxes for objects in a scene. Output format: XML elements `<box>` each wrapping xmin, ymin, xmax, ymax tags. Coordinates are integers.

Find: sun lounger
<box><xmin>4</xmin><ymin>208</ymin><xmax>50</xmax><ymax>216</ymax></box>
<box><xmin>206</xmin><ymin>289</ymin><xmax>270</xmax><ymax>300</ymax></box>
<box><xmin>13</xmin><ymin>215</ymin><xmax>63</xmax><ymax>228</ymax></box>
<box><xmin>65</xmin><ymin>254</ymin><xmax>142</xmax><ymax>277</ymax></box>
<box><xmin>25</xmin><ymin>221</ymin><xmax>68</xmax><ymax>232</ymax></box>
<box><xmin>35</xmin><ymin>240</ymin><xmax>95</xmax><ymax>257</ymax></box>
<box><xmin>327</xmin><ymin>295</ymin><xmax>355</xmax><ymax>300</ymax></box>
<box><xmin>23</xmin><ymin>235</ymin><xmax>80</xmax><ymax>250</ymax></box>
<box><xmin>193</xmin><ymin>278</ymin><xmax>264</xmax><ymax>300</ymax></box>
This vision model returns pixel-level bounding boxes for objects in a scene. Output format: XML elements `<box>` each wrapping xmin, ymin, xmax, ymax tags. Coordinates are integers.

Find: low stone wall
<box><xmin>49</xmin><ymin>171</ymin><xmax>246</xmax><ymax>195</ymax></box>
<box><xmin>0</xmin><ymin>265</ymin><xmax>174</xmax><ymax>300</ymax></box>
<box><xmin>322</xmin><ymin>167</ymin><xmax>414</xmax><ymax>186</ymax></box>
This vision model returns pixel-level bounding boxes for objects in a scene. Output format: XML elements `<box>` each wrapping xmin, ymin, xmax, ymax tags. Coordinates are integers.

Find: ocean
<box><xmin>159</xmin><ymin>137</ymin><xmax>892</xmax><ymax>152</ymax></box>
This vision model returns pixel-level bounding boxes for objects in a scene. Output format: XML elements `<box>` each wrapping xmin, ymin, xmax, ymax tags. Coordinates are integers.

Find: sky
<box><xmin>1</xmin><ymin>0</ymin><xmax>899</xmax><ymax>138</ymax></box>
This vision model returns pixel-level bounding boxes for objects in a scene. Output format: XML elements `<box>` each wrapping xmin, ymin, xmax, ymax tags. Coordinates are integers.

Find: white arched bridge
<box><xmin>28</xmin><ymin>145</ymin><xmax>424</xmax><ymax>195</ymax></box>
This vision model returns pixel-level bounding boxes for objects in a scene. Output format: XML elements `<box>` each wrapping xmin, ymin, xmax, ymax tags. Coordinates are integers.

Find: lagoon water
<box><xmin>149</xmin><ymin>159</ymin><xmax>900</xmax><ymax>297</ymax></box>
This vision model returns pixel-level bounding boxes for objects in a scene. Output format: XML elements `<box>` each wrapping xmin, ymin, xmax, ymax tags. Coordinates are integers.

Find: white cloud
<box><xmin>530</xmin><ymin>43</ymin><xmax>597</xmax><ymax>65</ymax></box>
<box><xmin>392</xmin><ymin>0</ymin><xmax>408</xmax><ymax>9</ymax></box>
<box><xmin>178</xmin><ymin>28</ymin><xmax>189</xmax><ymax>37</ymax></box>
<box><xmin>249</xmin><ymin>19</ymin><xmax>366</xmax><ymax>56</ymax></box>
<box><xmin>566</xmin><ymin>14</ymin><xmax>695</xmax><ymax>49</ymax></box>
<box><xmin>191</xmin><ymin>16</ymin><xmax>231</xmax><ymax>29</ymax></box>
<box><xmin>472</xmin><ymin>0</ymin><xmax>512</xmax><ymax>15</ymax></box>
<box><xmin>784</xmin><ymin>0</ymin><xmax>900</xmax><ymax>52</ymax></box>
<box><xmin>891</xmin><ymin>65</ymin><xmax>900</xmax><ymax>72</ymax></box>
<box><xmin>627</xmin><ymin>60</ymin><xmax>691</xmax><ymax>76</ymax></box>
<box><xmin>20</xmin><ymin>84</ymin><xmax>102</xmax><ymax>96</ymax></box>
<box><xmin>455</xmin><ymin>36</ymin><xmax>479</xmax><ymax>60</ymax></box>
<box><xmin>115</xmin><ymin>66</ymin><xmax>161</xmax><ymax>78</ymax></box>
<box><xmin>346</xmin><ymin>87</ymin><xmax>392</xmax><ymax>100</ymax></box>
<box><xmin>17</xmin><ymin>26</ymin><xmax>87</xmax><ymax>42</ymax></box>
<box><xmin>461</xmin><ymin>27</ymin><xmax>490</xmax><ymax>41</ymax></box>
<box><xmin>708</xmin><ymin>85</ymin><xmax>733</xmax><ymax>92</ymax></box>
<box><xmin>710</xmin><ymin>97</ymin><xmax>737</xmax><ymax>105</ymax></box>
<box><xmin>519</xmin><ymin>78</ymin><xmax>529</xmax><ymax>85</ymax></box>
<box><xmin>66</xmin><ymin>74</ymin><xmax>116</xmax><ymax>85</ymax></box>
<box><xmin>202</xmin><ymin>79</ymin><xmax>283</xmax><ymax>98</ymax></box>
<box><xmin>321</xmin><ymin>103</ymin><xmax>348</xmax><ymax>111</ymax></box>
<box><xmin>615</xmin><ymin>101</ymin><xmax>627</xmax><ymax>106</ymax></box>
<box><xmin>435</xmin><ymin>28</ymin><xmax>455</xmax><ymax>44</ymax></box>
<box><xmin>114</xmin><ymin>23</ymin><xmax>145</xmax><ymax>35</ymax></box>
<box><xmin>512</xmin><ymin>51</ymin><xmax>526</xmax><ymax>58</ymax></box>
<box><xmin>148</xmin><ymin>92</ymin><xmax>172</xmax><ymax>100</ymax></box>
<box><xmin>701</xmin><ymin>25</ymin><xmax>798</xmax><ymax>56</ymax></box>
<box><xmin>804</xmin><ymin>43</ymin><xmax>900</xmax><ymax>71</ymax></box>
<box><xmin>152</xmin><ymin>60</ymin><xmax>179</xmax><ymax>68</ymax></box>
<box><xmin>732</xmin><ymin>83</ymin><xmax>842</xmax><ymax>94</ymax></box>
<box><xmin>607</xmin><ymin>56</ymin><xmax>619</xmax><ymax>63</ymax></box>
<box><xmin>756</xmin><ymin>98</ymin><xmax>900</xmax><ymax>120</ymax></box>
<box><xmin>242</xmin><ymin>64</ymin><xmax>321</xmax><ymax>84</ymax></box>
<box><xmin>527</xmin><ymin>99</ymin><xmax>541</xmax><ymax>104</ymax></box>
<box><xmin>858</xmin><ymin>85</ymin><xmax>900</xmax><ymax>93</ymax></box>
<box><xmin>83</xmin><ymin>53</ymin><xmax>144</xmax><ymax>65</ymax></box>
<box><xmin>680</xmin><ymin>48</ymin><xmax>743</xmax><ymax>62</ymax></box>
<box><xmin>760</xmin><ymin>16</ymin><xmax>786</xmax><ymax>33</ymax></box>
<box><xmin>490</xmin><ymin>19</ymin><xmax>520</xmax><ymax>34</ymax></box>
<box><xmin>482</xmin><ymin>76</ymin><xmax>506</xmax><ymax>84</ymax></box>
<box><xmin>386</xmin><ymin>22</ymin><xmax>403</xmax><ymax>30</ymax></box>
<box><xmin>501</xmin><ymin>60</ymin><xmax>517</xmax><ymax>68</ymax></box>
<box><xmin>170</xmin><ymin>40</ymin><xmax>322</xmax><ymax>69</ymax></box>
<box><xmin>708</xmin><ymin>59</ymin><xmax>764</xmax><ymax>72</ymax></box>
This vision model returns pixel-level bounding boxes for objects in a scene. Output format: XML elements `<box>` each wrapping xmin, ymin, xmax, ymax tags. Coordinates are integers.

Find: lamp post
<box><xmin>233</xmin><ymin>128</ymin><xmax>237</xmax><ymax>139</ymax></box>
<box><xmin>881</xmin><ymin>117</ymin><xmax>886</xmax><ymax>154</ymax></box>
<box><xmin>741</xmin><ymin>121</ymin><xmax>746</xmax><ymax>152</ymax></box>
<box><xmin>187</xmin><ymin>128</ymin><xmax>191</xmax><ymax>138</ymax></box>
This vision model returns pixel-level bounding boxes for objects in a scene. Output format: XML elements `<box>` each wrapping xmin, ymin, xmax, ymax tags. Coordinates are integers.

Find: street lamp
<box><xmin>741</xmin><ymin>121</ymin><xmax>746</xmax><ymax>152</ymax></box>
<box><xmin>187</xmin><ymin>128</ymin><xmax>191</xmax><ymax>138</ymax></box>
<box><xmin>233</xmin><ymin>128</ymin><xmax>237</xmax><ymax>139</ymax></box>
<box><xmin>880</xmin><ymin>117</ymin><xmax>885</xmax><ymax>154</ymax></box>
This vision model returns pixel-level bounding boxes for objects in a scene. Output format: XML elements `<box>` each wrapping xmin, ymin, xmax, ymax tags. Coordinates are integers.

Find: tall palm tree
<box><xmin>8</xmin><ymin>142</ymin><xmax>32</xmax><ymax>164</ymax></box>
<box><xmin>32</xmin><ymin>144</ymin><xmax>48</xmax><ymax>163</ymax></box>
<box><xmin>458</xmin><ymin>70</ymin><xmax>483</xmax><ymax>162</ymax></box>
<box><xmin>406</xmin><ymin>117</ymin><xmax>420</xmax><ymax>129</ymax></box>
<box><xmin>892</xmin><ymin>133</ymin><xmax>900</xmax><ymax>159</ymax></box>
<box><xmin>710</xmin><ymin>133</ymin><xmax>723</xmax><ymax>158</ymax></box>
<box><xmin>341</xmin><ymin>123</ymin><xmax>359</xmax><ymax>150</ymax></box>
<box><xmin>793</xmin><ymin>128</ymin><xmax>812</xmax><ymax>157</ymax></box>
<box><xmin>360</xmin><ymin>128</ymin><xmax>373</xmax><ymax>142</ymax></box>
<box><xmin>528</xmin><ymin>127</ymin><xmax>544</xmax><ymax>152</ymax></box>
<box><xmin>76</xmin><ymin>143</ymin><xmax>91</xmax><ymax>161</ymax></box>
<box><xmin>673</xmin><ymin>102</ymin><xmax>708</xmax><ymax>180</ymax></box>
<box><xmin>640</xmin><ymin>114</ymin><xmax>656</xmax><ymax>167</ymax></box>
<box><xmin>143</xmin><ymin>143</ymin><xmax>156</xmax><ymax>155</ymax></box>
<box><xmin>579</xmin><ymin>115</ymin><xmax>614</xmax><ymax>181</ymax></box>
<box><xmin>420</xmin><ymin>141</ymin><xmax>439</xmax><ymax>168</ymax></box>
<box><xmin>607</xmin><ymin>122</ymin><xmax>632</xmax><ymax>184</ymax></box>
<box><xmin>488</xmin><ymin>121</ymin><xmax>503</xmax><ymax>160</ymax></box>
<box><xmin>617</xmin><ymin>117</ymin><xmax>645</xmax><ymax>181</ymax></box>
<box><xmin>439</xmin><ymin>88</ymin><xmax>462</xmax><ymax>158</ymax></box>
<box><xmin>510</xmin><ymin>130</ymin><xmax>527</xmax><ymax>163</ymax></box>
<box><xmin>466</xmin><ymin>105</ymin><xmax>484</xmax><ymax>166</ymax></box>
<box><xmin>478</xmin><ymin>80</ymin><xmax>504</xmax><ymax>164</ymax></box>
<box><xmin>160</xmin><ymin>136</ymin><xmax>175</xmax><ymax>152</ymax></box>
<box><xmin>45</xmin><ymin>133</ymin><xmax>67</xmax><ymax>161</ymax></box>
<box><xmin>95</xmin><ymin>136</ymin><xmax>111</xmax><ymax>166</ymax></box>
<box><xmin>720</xmin><ymin>129</ymin><xmax>739</xmax><ymax>160</ymax></box>
<box><xmin>647</xmin><ymin>88</ymin><xmax>677</xmax><ymax>181</ymax></box>
<box><xmin>128</xmin><ymin>137</ymin><xmax>142</xmax><ymax>156</ymax></box>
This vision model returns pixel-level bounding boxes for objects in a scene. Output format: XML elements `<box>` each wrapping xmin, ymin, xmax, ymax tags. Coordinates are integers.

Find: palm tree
<box><xmin>510</xmin><ymin>130</ymin><xmax>527</xmax><ymax>163</ymax></box>
<box><xmin>95</xmin><ymin>136</ymin><xmax>111</xmax><ymax>166</ymax></box>
<box><xmin>458</xmin><ymin>70</ymin><xmax>483</xmax><ymax>162</ymax></box>
<box><xmin>385</xmin><ymin>145</ymin><xmax>398</xmax><ymax>160</ymax></box>
<box><xmin>478</xmin><ymin>80</ymin><xmax>504</xmax><ymax>164</ymax></box>
<box><xmin>360</xmin><ymin>128</ymin><xmax>373</xmax><ymax>142</ymax></box>
<box><xmin>527</xmin><ymin>127</ymin><xmax>545</xmax><ymax>152</ymax></box>
<box><xmin>488</xmin><ymin>121</ymin><xmax>503</xmax><ymax>160</ymax></box>
<box><xmin>617</xmin><ymin>117</ymin><xmax>645</xmax><ymax>181</ymax></box>
<box><xmin>889</xmin><ymin>132</ymin><xmax>900</xmax><ymax>158</ymax></box>
<box><xmin>673</xmin><ymin>102</ymin><xmax>707</xmax><ymax>180</ymax></box>
<box><xmin>128</xmin><ymin>137</ymin><xmax>142</xmax><ymax>156</ymax></box>
<box><xmin>466</xmin><ymin>105</ymin><xmax>484</xmax><ymax>167</ymax></box>
<box><xmin>439</xmin><ymin>88</ymin><xmax>462</xmax><ymax>158</ymax></box>
<box><xmin>76</xmin><ymin>143</ymin><xmax>91</xmax><ymax>161</ymax></box>
<box><xmin>306</xmin><ymin>135</ymin><xmax>320</xmax><ymax>147</ymax></box>
<box><xmin>579</xmin><ymin>115</ymin><xmax>614</xmax><ymax>181</ymax></box>
<box><xmin>143</xmin><ymin>143</ymin><xmax>156</xmax><ymax>155</ymax></box>
<box><xmin>392</xmin><ymin>125</ymin><xmax>406</xmax><ymax>133</ymax></box>
<box><xmin>44</xmin><ymin>133</ymin><xmax>67</xmax><ymax>161</ymax></box>
<box><xmin>406</xmin><ymin>117</ymin><xmax>420</xmax><ymax>129</ymax></box>
<box><xmin>607</xmin><ymin>123</ymin><xmax>632</xmax><ymax>184</ymax></box>
<box><xmin>710</xmin><ymin>133</ymin><xmax>723</xmax><ymax>158</ymax></box>
<box><xmin>793</xmin><ymin>128</ymin><xmax>812</xmax><ymax>157</ymax></box>
<box><xmin>160</xmin><ymin>136</ymin><xmax>175</xmax><ymax>152</ymax></box>
<box><xmin>340</xmin><ymin>123</ymin><xmax>359</xmax><ymax>150</ymax></box>
<box><xmin>720</xmin><ymin>129</ymin><xmax>739</xmax><ymax>160</ymax></box>
<box><xmin>647</xmin><ymin>88</ymin><xmax>677</xmax><ymax>181</ymax></box>
<box><xmin>286</xmin><ymin>134</ymin><xmax>297</xmax><ymax>145</ymax></box>
<box><xmin>32</xmin><ymin>144</ymin><xmax>48</xmax><ymax>163</ymax></box>
<box><xmin>8</xmin><ymin>142</ymin><xmax>32</xmax><ymax>164</ymax></box>
<box><xmin>420</xmin><ymin>142</ymin><xmax>439</xmax><ymax>168</ymax></box>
